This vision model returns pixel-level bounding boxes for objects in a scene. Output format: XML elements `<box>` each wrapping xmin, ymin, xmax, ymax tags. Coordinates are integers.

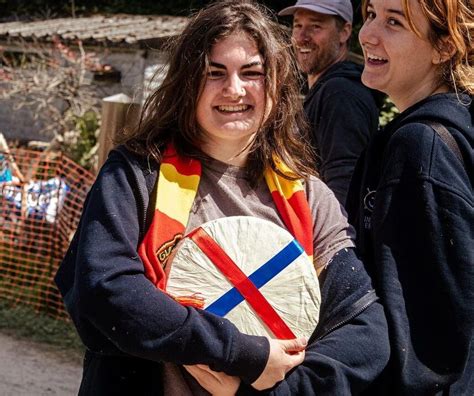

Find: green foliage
<box><xmin>0</xmin><ymin>299</ymin><xmax>83</xmax><ymax>358</ymax></box>
<box><xmin>62</xmin><ymin>109</ymin><xmax>100</xmax><ymax>171</ymax></box>
<box><xmin>379</xmin><ymin>96</ymin><xmax>399</xmax><ymax>127</ymax></box>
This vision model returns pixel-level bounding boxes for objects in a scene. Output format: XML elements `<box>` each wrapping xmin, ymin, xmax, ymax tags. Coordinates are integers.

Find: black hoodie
<box><xmin>347</xmin><ymin>93</ymin><xmax>474</xmax><ymax>395</ymax></box>
<box><xmin>55</xmin><ymin>145</ymin><xmax>390</xmax><ymax>395</ymax></box>
<box><xmin>304</xmin><ymin>61</ymin><xmax>381</xmax><ymax>207</ymax></box>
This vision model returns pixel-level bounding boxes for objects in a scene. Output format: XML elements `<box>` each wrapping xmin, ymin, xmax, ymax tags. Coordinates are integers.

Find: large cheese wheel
<box><xmin>166</xmin><ymin>216</ymin><xmax>321</xmax><ymax>339</ymax></box>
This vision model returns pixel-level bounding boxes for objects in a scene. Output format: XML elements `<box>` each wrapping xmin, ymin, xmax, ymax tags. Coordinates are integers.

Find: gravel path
<box><xmin>0</xmin><ymin>332</ymin><xmax>82</xmax><ymax>396</ymax></box>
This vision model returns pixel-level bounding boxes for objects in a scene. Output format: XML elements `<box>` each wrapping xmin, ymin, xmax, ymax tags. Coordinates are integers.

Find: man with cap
<box><xmin>279</xmin><ymin>0</ymin><xmax>381</xmax><ymax>207</ymax></box>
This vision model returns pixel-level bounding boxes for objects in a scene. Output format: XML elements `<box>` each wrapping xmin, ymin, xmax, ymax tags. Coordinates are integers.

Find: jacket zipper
<box><xmin>314</xmin><ymin>291</ymin><xmax>378</xmax><ymax>342</ymax></box>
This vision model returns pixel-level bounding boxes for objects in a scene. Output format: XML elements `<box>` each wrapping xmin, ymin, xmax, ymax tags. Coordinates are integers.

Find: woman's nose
<box><xmin>359</xmin><ymin>19</ymin><xmax>379</xmax><ymax>48</ymax></box>
<box><xmin>223</xmin><ymin>75</ymin><xmax>245</xmax><ymax>98</ymax></box>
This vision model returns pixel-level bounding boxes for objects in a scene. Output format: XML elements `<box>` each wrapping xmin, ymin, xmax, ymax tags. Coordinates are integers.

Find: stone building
<box><xmin>0</xmin><ymin>14</ymin><xmax>187</xmax><ymax>141</ymax></box>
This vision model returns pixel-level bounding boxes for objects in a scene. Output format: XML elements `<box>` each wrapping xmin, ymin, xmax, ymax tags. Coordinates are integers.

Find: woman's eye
<box><xmin>243</xmin><ymin>71</ymin><xmax>264</xmax><ymax>78</ymax></box>
<box><xmin>207</xmin><ymin>70</ymin><xmax>225</xmax><ymax>78</ymax></box>
<box><xmin>366</xmin><ymin>11</ymin><xmax>375</xmax><ymax>20</ymax></box>
<box><xmin>387</xmin><ymin>18</ymin><xmax>400</xmax><ymax>26</ymax></box>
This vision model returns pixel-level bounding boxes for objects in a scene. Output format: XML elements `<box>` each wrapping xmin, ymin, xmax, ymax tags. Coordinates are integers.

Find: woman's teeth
<box><xmin>367</xmin><ymin>53</ymin><xmax>388</xmax><ymax>63</ymax></box>
<box><xmin>217</xmin><ymin>105</ymin><xmax>249</xmax><ymax>112</ymax></box>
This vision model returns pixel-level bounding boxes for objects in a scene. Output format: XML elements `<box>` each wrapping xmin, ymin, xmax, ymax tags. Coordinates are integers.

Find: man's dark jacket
<box><xmin>304</xmin><ymin>61</ymin><xmax>381</xmax><ymax>206</ymax></box>
<box><xmin>347</xmin><ymin>93</ymin><xmax>473</xmax><ymax>395</ymax></box>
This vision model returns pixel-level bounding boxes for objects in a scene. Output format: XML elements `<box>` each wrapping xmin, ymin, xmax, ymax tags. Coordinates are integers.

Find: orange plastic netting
<box><xmin>0</xmin><ymin>148</ymin><xmax>95</xmax><ymax>319</ymax></box>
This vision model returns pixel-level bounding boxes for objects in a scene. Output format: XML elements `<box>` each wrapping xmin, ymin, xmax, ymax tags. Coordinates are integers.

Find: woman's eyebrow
<box><xmin>386</xmin><ymin>8</ymin><xmax>405</xmax><ymax>17</ymax></box>
<box><xmin>209</xmin><ymin>61</ymin><xmax>263</xmax><ymax>69</ymax></box>
<box><xmin>242</xmin><ymin>61</ymin><xmax>264</xmax><ymax>69</ymax></box>
<box><xmin>367</xmin><ymin>2</ymin><xmax>405</xmax><ymax>17</ymax></box>
<box><xmin>209</xmin><ymin>62</ymin><xmax>226</xmax><ymax>69</ymax></box>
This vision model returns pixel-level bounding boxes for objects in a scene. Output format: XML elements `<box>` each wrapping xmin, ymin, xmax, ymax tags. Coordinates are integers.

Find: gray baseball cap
<box><xmin>278</xmin><ymin>0</ymin><xmax>353</xmax><ymax>23</ymax></box>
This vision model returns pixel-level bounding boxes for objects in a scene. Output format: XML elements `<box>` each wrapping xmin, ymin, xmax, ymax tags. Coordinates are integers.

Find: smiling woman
<box><xmin>359</xmin><ymin>0</ymin><xmax>447</xmax><ymax>111</ymax></box>
<box><xmin>124</xmin><ymin>0</ymin><xmax>315</xmax><ymax>184</ymax></box>
<box><xmin>346</xmin><ymin>0</ymin><xmax>474</xmax><ymax>394</ymax></box>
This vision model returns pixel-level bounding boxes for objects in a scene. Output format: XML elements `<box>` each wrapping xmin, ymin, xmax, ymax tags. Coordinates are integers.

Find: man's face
<box><xmin>292</xmin><ymin>9</ymin><xmax>350</xmax><ymax>77</ymax></box>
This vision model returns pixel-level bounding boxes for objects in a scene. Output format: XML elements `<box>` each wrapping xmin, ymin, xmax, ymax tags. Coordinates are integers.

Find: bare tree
<box><xmin>0</xmin><ymin>36</ymin><xmax>108</xmax><ymax>170</ymax></box>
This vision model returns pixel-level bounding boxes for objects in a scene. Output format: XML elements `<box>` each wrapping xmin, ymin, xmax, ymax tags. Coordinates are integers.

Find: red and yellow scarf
<box><xmin>138</xmin><ymin>144</ymin><xmax>313</xmax><ymax>291</ymax></box>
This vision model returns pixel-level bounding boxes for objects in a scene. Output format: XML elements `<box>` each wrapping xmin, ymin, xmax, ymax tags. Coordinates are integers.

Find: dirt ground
<box><xmin>0</xmin><ymin>332</ymin><xmax>82</xmax><ymax>395</ymax></box>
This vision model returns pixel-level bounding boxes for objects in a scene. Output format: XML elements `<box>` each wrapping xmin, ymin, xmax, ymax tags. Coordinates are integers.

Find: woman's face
<box><xmin>196</xmin><ymin>31</ymin><xmax>269</xmax><ymax>165</ymax></box>
<box><xmin>359</xmin><ymin>0</ymin><xmax>442</xmax><ymax>111</ymax></box>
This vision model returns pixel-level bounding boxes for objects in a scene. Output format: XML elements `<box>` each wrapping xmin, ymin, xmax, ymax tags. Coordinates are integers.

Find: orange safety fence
<box><xmin>0</xmin><ymin>148</ymin><xmax>95</xmax><ymax>319</ymax></box>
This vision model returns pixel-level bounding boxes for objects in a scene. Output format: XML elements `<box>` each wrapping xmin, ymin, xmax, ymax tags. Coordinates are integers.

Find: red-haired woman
<box><xmin>347</xmin><ymin>0</ymin><xmax>473</xmax><ymax>394</ymax></box>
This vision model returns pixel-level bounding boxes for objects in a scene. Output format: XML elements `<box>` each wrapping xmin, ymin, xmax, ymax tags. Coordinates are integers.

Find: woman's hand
<box><xmin>251</xmin><ymin>337</ymin><xmax>307</xmax><ymax>390</ymax></box>
<box><xmin>184</xmin><ymin>364</ymin><xmax>241</xmax><ymax>396</ymax></box>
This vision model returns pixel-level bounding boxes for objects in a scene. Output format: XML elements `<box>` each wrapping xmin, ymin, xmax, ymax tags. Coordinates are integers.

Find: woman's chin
<box><xmin>361</xmin><ymin>74</ymin><xmax>385</xmax><ymax>94</ymax></box>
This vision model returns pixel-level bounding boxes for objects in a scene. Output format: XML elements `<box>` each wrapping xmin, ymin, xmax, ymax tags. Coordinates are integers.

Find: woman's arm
<box><xmin>184</xmin><ymin>337</ymin><xmax>307</xmax><ymax>394</ymax></box>
<box><xmin>55</xmin><ymin>154</ymin><xmax>271</xmax><ymax>384</ymax></box>
<box><xmin>188</xmin><ymin>248</ymin><xmax>390</xmax><ymax>395</ymax></box>
<box><xmin>369</xmin><ymin>124</ymin><xmax>473</xmax><ymax>392</ymax></box>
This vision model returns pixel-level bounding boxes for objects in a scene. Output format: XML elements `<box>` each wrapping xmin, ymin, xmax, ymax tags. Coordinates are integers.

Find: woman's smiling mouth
<box><xmin>216</xmin><ymin>104</ymin><xmax>251</xmax><ymax>113</ymax></box>
<box><xmin>366</xmin><ymin>53</ymin><xmax>388</xmax><ymax>65</ymax></box>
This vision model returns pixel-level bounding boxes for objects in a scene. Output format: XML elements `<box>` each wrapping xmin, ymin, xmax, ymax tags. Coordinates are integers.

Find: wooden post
<box><xmin>97</xmin><ymin>93</ymin><xmax>141</xmax><ymax>171</ymax></box>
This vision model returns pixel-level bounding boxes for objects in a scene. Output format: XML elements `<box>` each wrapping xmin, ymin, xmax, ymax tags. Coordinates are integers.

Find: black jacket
<box><xmin>347</xmin><ymin>93</ymin><xmax>474</xmax><ymax>395</ymax></box>
<box><xmin>304</xmin><ymin>61</ymin><xmax>381</xmax><ymax>207</ymax></box>
<box><xmin>55</xmin><ymin>146</ymin><xmax>389</xmax><ymax>395</ymax></box>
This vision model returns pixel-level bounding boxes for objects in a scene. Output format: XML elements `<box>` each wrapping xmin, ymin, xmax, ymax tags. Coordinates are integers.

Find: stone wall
<box><xmin>0</xmin><ymin>99</ymin><xmax>46</xmax><ymax>141</ymax></box>
<box><xmin>0</xmin><ymin>47</ymin><xmax>168</xmax><ymax>142</ymax></box>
